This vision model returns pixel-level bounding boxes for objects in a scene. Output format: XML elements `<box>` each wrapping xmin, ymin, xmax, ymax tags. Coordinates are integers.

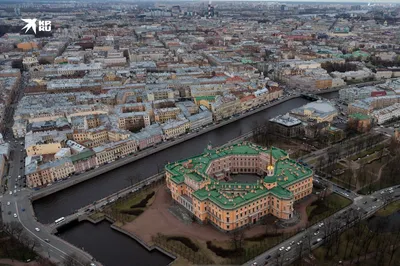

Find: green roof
<box><xmin>349</xmin><ymin>113</ymin><xmax>371</xmax><ymax>120</ymax></box>
<box><xmin>166</xmin><ymin>142</ymin><xmax>312</xmax><ymax>210</ymax></box>
<box><xmin>70</xmin><ymin>149</ymin><xmax>95</xmax><ymax>162</ymax></box>
<box><xmin>194</xmin><ymin>96</ymin><xmax>216</xmax><ymax>102</ymax></box>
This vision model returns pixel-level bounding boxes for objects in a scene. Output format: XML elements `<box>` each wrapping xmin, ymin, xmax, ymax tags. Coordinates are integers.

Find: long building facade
<box><xmin>165</xmin><ymin>142</ymin><xmax>313</xmax><ymax>232</ymax></box>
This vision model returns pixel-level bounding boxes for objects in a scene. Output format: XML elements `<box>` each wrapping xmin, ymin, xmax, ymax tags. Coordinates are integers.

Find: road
<box><xmin>1</xmin><ymin>190</ymin><xmax>98</xmax><ymax>265</ymax></box>
<box><xmin>245</xmin><ymin>186</ymin><xmax>400</xmax><ymax>266</ymax></box>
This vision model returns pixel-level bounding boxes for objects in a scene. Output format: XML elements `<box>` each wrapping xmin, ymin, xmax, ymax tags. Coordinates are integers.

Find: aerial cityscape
<box><xmin>0</xmin><ymin>1</ymin><xmax>399</xmax><ymax>266</ymax></box>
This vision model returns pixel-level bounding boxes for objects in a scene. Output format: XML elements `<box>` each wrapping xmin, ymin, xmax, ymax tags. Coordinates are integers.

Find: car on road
<box><xmin>318</xmin><ymin>222</ymin><xmax>324</xmax><ymax>228</ymax></box>
<box><xmin>7</xmin><ymin>211</ymin><xmax>11</xmax><ymax>215</ymax></box>
<box><xmin>13</xmin><ymin>213</ymin><xmax>17</xmax><ymax>218</ymax></box>
<box><xmin>314</xmin><ymin>231</ymin><xmax>319</xmax><ymax>236</ymax></box>
<box><xmin>317</xmin><ymin>238</ymin><xmax>322</xmax><ymax>242</ymax></box>
<box><xmin>278</xmin><ymin>246</ymin><xmax>285</xmax><ymax>251</ymax></box>
<box><xmin>44</xmin><ymin>239</ymin><xmax>50</xmax><ymax>243</ymax></box>
<box><xmin>290</xmin><ymin>241</ymin><xmax>295</xmax><ymax>245</ymax></box>
<box><xmin>363</xmin><ymin>201</ymin><xmax>368</xmax><ymax>204</ymax></box>
<box><xmin>285</xmin><ymin>246</ymin><xmax>291</xmax><ymax>252</ymax></box>
<box><xmin>35</xmin><ymin>228</ymin><xmax>40</xmax><ymax>232</ymax></box>
<box><xmin>7</xmin><ymin>202</ymin><xmax>10</xmax><ymax>206</ymax></box>
<box><xmin>90</xmin><ymin>264</ymin><xmax>97</xmax><ymax>266</ymax></box>
<box><xmin>9</xmin><ymin>191</ymin><xmax>12</xmax><ymax>195</ymax></box>
<box><xmin>297</xmin><ymin>240</ymin><xmax>303</xmax><ymax>245</ymax></box>
<box><xmin>265</xmin><ymin>255</ymin><xmax>271</xmax><ymax>260</ymax></box>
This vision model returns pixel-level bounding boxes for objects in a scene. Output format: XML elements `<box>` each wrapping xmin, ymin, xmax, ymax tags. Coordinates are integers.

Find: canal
<box><xmin>57</xmin><ymin>221</ymin><xmax>173</xmax><ymax>266</ymax></box>
<box><xmin>33</xmin><ymin>97</ymin><xmax>310</xmax><ymax>223</ymax></box>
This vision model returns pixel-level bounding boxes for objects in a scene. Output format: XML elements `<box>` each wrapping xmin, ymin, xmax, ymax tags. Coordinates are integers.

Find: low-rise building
<box><xmin>211</xmin><ymin>94</ymin><xmax>240</xmax><ymax>121</ymax></box>
<box><xmin>25</xmin><ymin>130</ymin><xmax>69</xmax><ymax>156</ymax></box>
<box><xmin>162</xmin><ymin>119</ymin><xmax>190</xmax><ymax>139</ymax></box>
<box><xmin>270</xmin><ymin>114</ymin><xmax>303</xmax><ymax>138</ymax></box>
<box><xmin>26</xmin><ymin>157</ymin><xmax>75</xmax><ymax>188</ymax></box>
<box><xmin>290</xmin><ymin>100</ymin><xmax>338</xmax><ymax>123</ymax></box>
<box><xmin>93</xmin><ymin>138</ymin><xmax>138</xmax><ymax>166</ymax></box>
<box><xmin>372</xmin><ymin>103</ymin><xmax>400</xmax><ymax>125</ymax></box>
<box><xmin>188</xmin><ymin>110</ymin><xmax>213</xmax><ymax>130</ymax></box>
<box><xmin>132</xmin><ymin>124</ymin><xmax>163</xmax><ymax>150</ymax></box>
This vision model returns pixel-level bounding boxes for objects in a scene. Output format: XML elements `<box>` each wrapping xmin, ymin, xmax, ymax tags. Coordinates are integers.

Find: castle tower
<box><xmin>267</xmin><ymin>147</ymin><xmax>274</xmax><ymax>176</ymax></box>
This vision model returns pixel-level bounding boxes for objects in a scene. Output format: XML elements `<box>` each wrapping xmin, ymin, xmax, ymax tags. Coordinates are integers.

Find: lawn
<box><xmin>98</xmin><ymin>185</ymin><xmax>159</xmax><ymax>223</ymax></box>
<box><xmin>306</xmin><ymin>193</ymin><xmax>352</xmax><ymax>225</ymax></box>
<box><xmin>375</xmin><ymin>201</ymin><xmax>400</xmax><ymax>217</ymax></box>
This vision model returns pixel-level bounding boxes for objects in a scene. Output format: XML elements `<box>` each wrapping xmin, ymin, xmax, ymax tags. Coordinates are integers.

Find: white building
<box><xmin>372</xmin><ymin>103</ymin><xmax>400</xmax><ymax>125</ymax></box>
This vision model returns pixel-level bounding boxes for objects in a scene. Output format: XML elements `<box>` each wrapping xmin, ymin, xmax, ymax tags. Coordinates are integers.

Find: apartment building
<box><xmin>154</xmin><ymin>107</ymin><xmax>181</xmax><ymax>123</ymax></box>
<box><xmin>24</xmin><ymin>130</ymin><xmax>69</xmax><ymax>156</ymax></box>
<box><xmin>26</xmin><ymin>158</ymin><xmax>75</xmax><ymax>188</ymax></box>
<box><xmin>162</xmin><ymin>119</ymin><xmax>190</xmax><ymax>140</ymax></box>
<box><xmin>372</xmin><ymin>103</ymin><xmax>400</xmax><ymax>125</ymax></box>
<box><xmin>94</xmin><ymin>138</ymin><xmax>138</xmax><ymax>166</ymax></box>
<box><xmin>132</xmin><ymin>124</ymin><xmax>163</xmax><ymax>150</ymax></box>
<box><xmin>211</xmin><ymin>94</ymin><xmax>240</xmax><ymax>121</ymax></box>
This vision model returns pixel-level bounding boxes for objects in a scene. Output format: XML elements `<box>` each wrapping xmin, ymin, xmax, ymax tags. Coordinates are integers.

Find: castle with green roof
<box><xmin>165</xmin><ymin>141</ymin><xmax>313</xmax><ymax>232</ymax></box>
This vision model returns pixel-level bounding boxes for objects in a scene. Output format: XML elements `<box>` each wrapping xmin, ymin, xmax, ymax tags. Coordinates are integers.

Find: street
<box><xmin>246</xmin><ymin>186</ymin><xmax>400</xmax><ymax>266</ymax></box>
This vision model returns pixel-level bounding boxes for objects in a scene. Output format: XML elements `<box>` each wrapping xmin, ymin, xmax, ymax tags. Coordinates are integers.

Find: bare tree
<box><xmin>62</xmin><ymin>253</ymin><xmax>91</xmax><ymax>266</ymax></box>
<box><xmin>230</xmin><ymin>230</ymin><xmax>245</xmax><ymax>251</ymax></box>
<box><xmin>125</xmin><ymin>174</ymin><xmax>140</xmax><ymax>187</ymax></box>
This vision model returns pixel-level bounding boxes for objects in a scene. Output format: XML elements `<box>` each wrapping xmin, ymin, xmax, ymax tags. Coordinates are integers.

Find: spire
<box><xmin>267</xmin><ymin>147</ymin><xmax>274</xmax><ymax>177</ymax></box>
<box><xmin>269</xmin><ymin>147</ymin><xmax>273</xmax><ymax>166</ymax></box>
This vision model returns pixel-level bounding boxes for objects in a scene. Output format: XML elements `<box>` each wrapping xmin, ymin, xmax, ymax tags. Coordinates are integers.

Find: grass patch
<box><xmin>130</xmin><ymin>191</ymin><xmax>155</xmax><ymax>209</ymax></box>
<box><xmin>206</xmin><ymin>241</ymin><xmax>242</xmax><ymax>258</ymax></box>
<box><xmin>89</xmin><ymin>212</ymin><xmax>105</xmax><ymax>221</ymax></box>
<box><xmin>167</xmin><ymin>236</ymin><xmax>199</xmax><ymax>252</ymax></box>
<box><xmin>101</xmin><ymin>185</ymin><xmax>159</xmax><ymax>223</ymax></box>
<box><xmin>113</xmin><ymin>190</ymin><xmax>155</xmax><ymax>212</ymax></box>
<box><xmin>307</xmin><ymin>193</ymin><xmax>352</xmax><ymax>225</ymax></box>
<box><xmin>120</xmin><ymin>209</ymin><xmax>144</xmax><ymax>216</ymax></box>
<box><xmin>375</xmin><ymin>201</ymin><xmax>400</xmax><ymax>217</ymax></box>
<box><xmin>245</xmin><ymin>232</ymin><xmax>282</xmax><ymax>242</ymax></box>
<box><xmin>153</xmin><ymin>234</ymin><xmax>214</xmax><ymax>265</ymax></box>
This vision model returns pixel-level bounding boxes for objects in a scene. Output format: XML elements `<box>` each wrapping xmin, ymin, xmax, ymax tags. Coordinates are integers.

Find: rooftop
<box><xmin>166</xmin><ymin>142</ymin><xmax>312</xmax><ymax>210</ymax></box>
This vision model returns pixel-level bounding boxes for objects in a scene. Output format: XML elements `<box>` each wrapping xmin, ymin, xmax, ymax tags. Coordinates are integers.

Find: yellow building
<box><xmin>194</xmin><ymin>96</ymin><xmax>216</xmax><ymax>109</ymax></box>
<box><xmin>165</xmin><ymin>142</ymin><xmax>313</xmax><ymax>232</ymax></box>
<box><xmin>154</xmin><ymin>108</ymin><xmax>181</xmax><ymax>123</ymax></box>
<box><xmin>162</xmin><ymin>119</ymin><xmax>190</xmax><ymax>140</ymax></box>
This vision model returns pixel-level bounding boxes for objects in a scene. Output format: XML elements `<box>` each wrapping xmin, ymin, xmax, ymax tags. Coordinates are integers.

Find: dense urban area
<box><xmin>0</xmin><ymin>1</ymin><xmax>399</xmax><ymax>266</ymax></box>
